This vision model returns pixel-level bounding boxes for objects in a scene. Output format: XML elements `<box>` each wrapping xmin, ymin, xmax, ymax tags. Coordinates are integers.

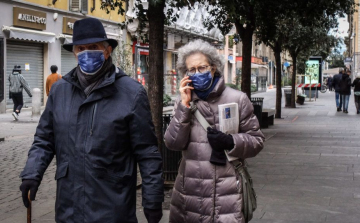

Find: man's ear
<box><xmin>104</xmin><ymin>46</ymin><xmax>113</xmax><ymax>59</ymax></box>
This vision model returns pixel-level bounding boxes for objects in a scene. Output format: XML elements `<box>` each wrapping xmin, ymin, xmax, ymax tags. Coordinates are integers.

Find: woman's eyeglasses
<box><xmin>186</xmin><ymin>65</ymin><xmax>211</xmax><ymax>76</ymax></box>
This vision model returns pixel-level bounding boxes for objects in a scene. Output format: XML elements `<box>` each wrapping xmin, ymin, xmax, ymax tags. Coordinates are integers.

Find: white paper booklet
<box><xmin>218</xmin><ymin>103</ymin><xmax>239</xmax><ymax>134</ymax></box>
<box><xmin>218</xmin><ymin>103</ymin><xmax>239</xmax><ymax>162</ymax></box>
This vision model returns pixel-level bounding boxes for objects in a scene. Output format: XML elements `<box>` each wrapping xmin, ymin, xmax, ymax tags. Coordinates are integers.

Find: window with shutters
<box><xmin>81</xmin><ymin>0</ymin><xmax>88</xmax><ymax>14</ymax></box>
<box><xmin>70</xmin><ymin>0</ymin><xmax>80</xmax><ymax>12</ymax></box>
<box><xmin>70</xmin><ymin>0</ymin><xmax>88</xmax><ymax>13</ymax></box>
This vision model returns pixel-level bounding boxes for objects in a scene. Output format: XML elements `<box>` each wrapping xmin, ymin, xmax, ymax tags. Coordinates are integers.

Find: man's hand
<box><xmin>19</xmin><ymin>180</ymin><xmax>40</xmax><ymax>208</ymax></box>
<box><xmin>144</xmin><ymin>208</ymin><xmax>163</xmax><ymax>223</ymax></box>
<box><xmin>207</xmin><ymin>127</ymin><xmax>234</xmax><ymax>151</ymax></box>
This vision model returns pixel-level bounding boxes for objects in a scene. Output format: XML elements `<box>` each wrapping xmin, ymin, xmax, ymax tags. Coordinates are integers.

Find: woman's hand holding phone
<box><xmin>179</xmin><ymin>76</ymin><xmax>194</xmax><ymax>108</ymax></box>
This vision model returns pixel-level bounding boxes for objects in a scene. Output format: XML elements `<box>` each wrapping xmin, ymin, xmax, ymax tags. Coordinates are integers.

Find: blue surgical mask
<box><xmin>77</xmin><ymin>50</ymin><xmax>105</xmax><ymax>75</ymax></box>
<box><xmin>189</xmin><ymin>71</ymin><xmax>214</xmax><ymax>91</ymax></box>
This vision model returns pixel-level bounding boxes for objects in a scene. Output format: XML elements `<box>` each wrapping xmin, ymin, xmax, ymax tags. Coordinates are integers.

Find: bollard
<box><xmin>32</xmin><ymin>88</ymin><xmax>41</xmax><ymax>116</ymax></box>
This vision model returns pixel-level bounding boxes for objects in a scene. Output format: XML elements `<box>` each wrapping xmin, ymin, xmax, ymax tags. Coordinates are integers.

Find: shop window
<box><xmin>172</xmin><ymin>53</ymin><xmax>178</xmax><ymax>70</ymax></box>
<box><xmin>164</xmin><ymin>53</ymin><xmax>179</xmax><ymax>96</ymax></box>
<box><xmin>70</xmin><ymin>0</ymin><xmax>88</xmax><ymax>13</ymax></box>
<box><xmin>139</xmin><ymin>55</ymin><xmax>149</xmax><ymax>75</ymax></box>
<box><xmin>134</xmin><ymin>44</ymin><xmax>149</xmax><ymax>88</ymax></box>
<box><xmin>136</xmin><ymin>54</ymin><xmax>149</xmax><ymax>88</ymax></box>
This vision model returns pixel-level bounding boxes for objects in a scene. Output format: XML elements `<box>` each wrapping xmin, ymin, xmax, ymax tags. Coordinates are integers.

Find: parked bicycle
<box><xmin>320</xmin><ymin>84</ymin><xmax>328</xmax><ymax>93</ymax></box>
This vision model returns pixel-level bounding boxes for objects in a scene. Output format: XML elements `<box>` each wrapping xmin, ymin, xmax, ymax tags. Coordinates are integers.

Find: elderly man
<box><xmin>19</xmin><ymin>18</ymin><xmax>164</xmax><ymax>223</ymax></box>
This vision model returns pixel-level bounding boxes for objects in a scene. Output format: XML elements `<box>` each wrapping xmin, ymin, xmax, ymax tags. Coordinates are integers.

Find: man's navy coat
<box><xmin>20</xmin><ymin>67</ymin><xmax>164</xmax><ymax>223</ymax></box>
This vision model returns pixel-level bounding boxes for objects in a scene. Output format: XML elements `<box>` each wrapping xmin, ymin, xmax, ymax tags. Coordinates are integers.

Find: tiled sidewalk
<box><xmin>1</xmin><ymin>89</ymin><xmax>360</xmax><ymax>222</ymax></box>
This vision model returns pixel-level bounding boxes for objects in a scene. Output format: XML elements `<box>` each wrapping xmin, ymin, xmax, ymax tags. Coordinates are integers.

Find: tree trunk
<box><xmin>240</xmin><ymin>29</ymin><xmax>253</xmax><ymax>99</ymax></box>
<box><xmin>234</xmin><ymin>22</ymin><xmax>254</xmax><ymax>99</ymax></box>
<box><xmin>290</xmin><ymin>52</ymin><xmax>297</xmax><ymax>108</ymax></box>
<box><xmin>274</xmin><ymin>45</ymin><xmax>282</xmax><ymax>118</ymax></box>
<box><xmin>147</xmin><ymin>1</ymin><xmax>165</xmax><ymax>152</ymax></box>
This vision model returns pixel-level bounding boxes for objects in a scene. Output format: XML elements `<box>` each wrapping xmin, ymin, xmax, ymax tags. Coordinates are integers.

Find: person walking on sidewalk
<box><xmin>19</xmin><ymin>18</ymin><xmax>164</xmax><ymax>223</ymax></box>
<box><xmin>327</xmin><ymin>75</ymin><xmax>333</xmax><ymax>91</ymax></box>
<box><xmin>332</xmin><ymin>68</ymin><xmax>343</xmax><ymax>111</ymax></box>
<box><xmin>352</xmin><ymin>74</ymin><xmax>360</xmax><ymax>114</ymax></box>
<box><xmin>164</xmin><ymin>39</ymin><xmax>265</xmax><ymax>223</ymax></box>
<box><xmin>8</xmin><ymin>65</ymin><xmax>32</xmax><ymax>120</ymax></box>
<box><xmin>45</xmin><ymin>65</ymin><xmax>62</xmax><ymax>96</ymax></box>
<box><xmin>340</xmin><ymin>70</ymin><xmax>352</xmax><ymax>113</ymax></box>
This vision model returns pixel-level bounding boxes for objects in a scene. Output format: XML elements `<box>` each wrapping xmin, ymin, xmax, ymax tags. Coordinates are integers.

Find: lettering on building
<box><xmin>67</xmin><ymin>22</ymin><xmax>74</xmax><ymax>30</ymax></box>
<box><xmin>62</xmin><ymin>17</ymin><xmax>77</xmax><ymax>35</ymax></box>
<box><xmin>18</xmin><ymin>13</ymin><xmax>46</xmax><ymax>24</ymax></box>
<box><xmin>13</xmin><ymin>7</ymin><xmax>47</xmax><ymax>30</ymax></box>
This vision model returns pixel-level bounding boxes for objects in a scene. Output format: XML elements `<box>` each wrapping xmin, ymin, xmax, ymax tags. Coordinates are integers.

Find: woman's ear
<box><xmin>211</xmin><ymin>66</ymin><xmax>217</xmax><ymax>76</ymax></box>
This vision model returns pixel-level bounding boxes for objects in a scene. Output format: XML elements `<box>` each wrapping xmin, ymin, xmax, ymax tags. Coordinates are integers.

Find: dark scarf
<box><xmin>76</xmin><ymin>56</ymin><xmax>114</xmax><ymax>96</ymax></box>
<box><xmin>194</xmin><ymin>76</ymin><xmax>220</xmax><ymax>101</ymax></box>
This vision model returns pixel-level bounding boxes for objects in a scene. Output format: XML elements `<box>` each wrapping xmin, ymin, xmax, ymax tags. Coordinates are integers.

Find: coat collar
<box><xmin>192</xmin><ymin>74</ymin><xmax>226</xmax><ymax>102</ymax></box>
<box><xmin>63</xmin><ymin>66</ymin><xmax>126</xmax><ymax>105</ymax></box>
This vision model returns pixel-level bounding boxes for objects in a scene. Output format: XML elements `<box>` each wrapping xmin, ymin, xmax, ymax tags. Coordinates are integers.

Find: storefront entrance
<box><xmin>6</xmin><ymin>40</ymin><xmax>44</xmax><ymax>107</ymax></box>
<box><xmin>61</xmin><ymin>48</ymin><xmax>78</xmax><ymax>75</ymax></box>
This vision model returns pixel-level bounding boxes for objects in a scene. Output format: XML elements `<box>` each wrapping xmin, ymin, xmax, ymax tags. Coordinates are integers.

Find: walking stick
<box><xmin>27</xmin><ymin>191</ymin><xmax>31</xmax><ymax>223</ymax></box>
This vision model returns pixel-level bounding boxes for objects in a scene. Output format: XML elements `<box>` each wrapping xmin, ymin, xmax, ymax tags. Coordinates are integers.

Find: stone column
<box><xmin>32</xmin><ymin>88</ymin><xmax>41</xmax><ymax>116</ymax></box>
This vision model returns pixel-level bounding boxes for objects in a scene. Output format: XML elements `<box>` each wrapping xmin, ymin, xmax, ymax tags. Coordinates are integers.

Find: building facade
<box><xmin>126</xmin><ymin>1</ymin><xmax>223</xmax><ymax>97</ymax></box>
<box><xmin>225</xmin><ymin>36</ymin><xmax>292</xmax><ymax>91</ymax></box>
<box><xmin>0</xmin><ymin>0</ymin><xmax>125</xmax><ymax>113</ymax></box>
<box><xmin>348</xmin><ymin>0</ymin><xmax>359</xmax><ymax>76</ymax></box>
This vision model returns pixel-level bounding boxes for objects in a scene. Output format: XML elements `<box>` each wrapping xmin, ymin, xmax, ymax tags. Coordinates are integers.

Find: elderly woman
<box><xmin>164</xmin><ymin>39</ymin><xmax>265</xmax><ymax>223</ymax></box>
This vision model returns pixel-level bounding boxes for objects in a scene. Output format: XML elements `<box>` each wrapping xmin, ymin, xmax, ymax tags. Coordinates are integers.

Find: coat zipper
<box><xmin>89</xmin><ymin>103</ymin><xmax>97</xmax><ymax>136</ymax></box>
<box><xmin>212</xmin><ymin>164</ymin><xmax>216</xmax><ymax>222</ymax></box>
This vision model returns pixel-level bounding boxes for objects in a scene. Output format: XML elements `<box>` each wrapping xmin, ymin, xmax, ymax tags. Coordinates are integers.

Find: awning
<box><xmin>106</xmin><ymin>32</ymin><xmax>121</xmax><ymax>40</ymax></box>
<box><xmin>236</xmin><ymin>61</ymin><xmax>268</xmax><ymax>69</ymax></box>
<box><xmin>57</xmin><ymin>32</ymin><xmax>120</xmax><ymax>44</ymax></box>
<box><xmin>252</xmin><ymin>63</ymin><xmax>268</xmax><ymax>69</ymax></box>
<box><xmin>284</xmin><ymin>61</ymin><xmax>290</xmax><ymax>67</ymax></box>
<box><xmin>323</xmin><ymin>67</ymin><xmax>340</xmax><ymax>74</ymax></box>
<box><xmin>2</xmin><ymin>26</ymin><xmax>56</xmax><ymax>43</ymax></box>
<box><xmin>57</xmin><ymin>34</ymin><xmax>73</xmax><ymax>44</ymax></box>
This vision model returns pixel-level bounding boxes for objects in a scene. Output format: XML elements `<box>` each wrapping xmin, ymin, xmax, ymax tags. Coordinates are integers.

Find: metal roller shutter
<box><xmin>61</xmin><ymin>48</ymin><xmax>78</xmax><ymax>75</ymax></box>
<box><xmin>6</xmin><ymin>40</ymin><xmax>44</xmax><ymax>107</ymax></box>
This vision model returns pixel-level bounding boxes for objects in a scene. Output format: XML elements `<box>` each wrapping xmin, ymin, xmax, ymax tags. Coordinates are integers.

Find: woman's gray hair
<box><xmin>177</xmin><ymin>39</ymin><xmax>225</xmax><ymax>76</ymax></box>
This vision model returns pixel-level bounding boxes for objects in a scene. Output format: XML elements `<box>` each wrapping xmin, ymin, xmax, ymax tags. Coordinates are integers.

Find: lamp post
<box><xmin>353</xmin><ymin>33</ymin><xmax>356</xmax><ymax>77</ymax></box>
<box><xmin>351</xmin><ymin>33</ymin><xmax>355</xmax><ymax>78</ymax></box>
<box><xmin>224</xmin><ymin>35</ymin><xmax>229</xmax><ymax>83</ymax></box>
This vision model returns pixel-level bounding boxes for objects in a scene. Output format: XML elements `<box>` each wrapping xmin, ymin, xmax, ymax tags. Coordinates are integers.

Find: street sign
<box><xmin>344</xmin><ymin>57</ymin><xmax>352</xmax><ymax>63</ymax></box>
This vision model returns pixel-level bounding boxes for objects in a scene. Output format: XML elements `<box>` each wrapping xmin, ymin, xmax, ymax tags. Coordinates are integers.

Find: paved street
<box><xmin>250</xmin><ymin>88</ymin><xmax>360</xmax><ymax>223</ymax></box>
<box><xmin>1</xmin><ymin>88</ymin><xmax>360</xmax><ymax>222</ymax></box>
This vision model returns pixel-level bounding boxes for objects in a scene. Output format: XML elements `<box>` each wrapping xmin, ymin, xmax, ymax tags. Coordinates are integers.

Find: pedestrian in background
<box><xmin>352</xmin><ymin>73</ymin><xmax>360</xmax><ymax>114</ymax></box>
<box><xmin>340</xmin><ymin>70</ymin><xmax>352</xmax><ymax>113</ymax></box>
<box><xmin>8</xmin><ymin>65</ymin><xmax>32</xmax><ymax>121</ymax></box>
<box><xmin>327</xmin><ymin>75</ymin><xmax>333</xmax><ymax>91</ymax></box>
<box><xmin>164</xmin><ymin>39</ymin><xmax>264</xmax><ymax>223</ymax></box>
<box><xmin>45</xmin><ymin>65</ymin><xmax>62</xmax><ymax>96</ymax></box>
<box><xmin>332</xmin><ymin>68</ymin><xmax>344</xmax><ymax>111</ymax></box>
<box><xmin>19</xmin><ymin>18</ymin><xmax>164</xmax><ymax>223</ymax></box>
